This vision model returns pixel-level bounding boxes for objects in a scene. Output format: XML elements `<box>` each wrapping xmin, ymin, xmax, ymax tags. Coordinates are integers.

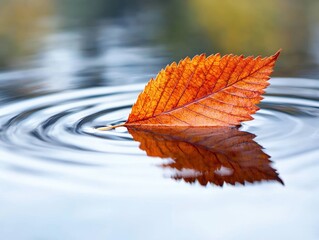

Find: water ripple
<box><xmin>0</xmin><ymin>78</ymin><xmax>319</xmax><ymax>190</ymax></box>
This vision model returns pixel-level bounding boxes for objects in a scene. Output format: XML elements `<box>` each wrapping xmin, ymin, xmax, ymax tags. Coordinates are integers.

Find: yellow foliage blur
<box><xmin>188</xmin><ymin>0</ymin><xmax>309</xmax><ymax>56</ymax></box>
<box><xmin>0</xmin><ymin>0</ymin><xmax>53</xmax><ymax>67</ymax></box>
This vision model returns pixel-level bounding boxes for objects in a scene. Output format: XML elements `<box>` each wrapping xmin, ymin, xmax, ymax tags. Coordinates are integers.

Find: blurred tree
<box><xmin>0</xmin><ymin>0</ymin><xmax>53</xmax><ymax>69</ymax></box>
<box><xmin>0</xmin><ymin>0</ymin><xmax>318</xmax><ymax>77</ymax></box>
<box><xmin>187</xmin><ymin>0</ymin><xmax>315</xmax><ymax>74</ymax></box>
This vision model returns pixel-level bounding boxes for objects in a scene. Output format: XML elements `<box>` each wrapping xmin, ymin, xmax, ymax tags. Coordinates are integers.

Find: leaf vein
<box><xmin>162</xmin><ymin>59</ymin><xmax>189</xmax><ymax>111</ymax></box>
<box><xmin>184</xmin><ymin>107</ymin><xmax>229</xmax><ymax>124</ymax></box>
<box><xmin>175</xmin><ymin>56</ymin><xmax>204</xmax><ymax>107</ymax></box>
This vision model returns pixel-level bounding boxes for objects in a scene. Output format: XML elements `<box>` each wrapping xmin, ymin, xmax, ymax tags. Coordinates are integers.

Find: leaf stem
<box><xmin>96</xmin><ymin>123</ymin><xmax>126</xmax><ymax>131</ymax></box>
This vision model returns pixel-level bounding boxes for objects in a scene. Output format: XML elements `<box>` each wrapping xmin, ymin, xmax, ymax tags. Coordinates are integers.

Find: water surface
<box><xmin>0</xmin><ymin>77</ymin><xmax>319</xmax><ymax>239</ymax></box>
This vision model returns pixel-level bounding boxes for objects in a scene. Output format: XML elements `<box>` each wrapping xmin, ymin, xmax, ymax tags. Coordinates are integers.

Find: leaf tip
<box><xmin>277</xmin><ymin>177</ymin><xmax>285</xmax><ymax>185</ymax></box>
<box><xmin>273</xmin><ymin>49</ymin><xmax>282</xmax><ymax>59</ymax></box>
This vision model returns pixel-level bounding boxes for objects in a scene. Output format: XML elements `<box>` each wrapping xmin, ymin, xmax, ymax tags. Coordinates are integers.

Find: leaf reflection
<box><xmin>128</xmin><ymin>126</ymin><xmax>283</xmax><ymax>187</ymax></box>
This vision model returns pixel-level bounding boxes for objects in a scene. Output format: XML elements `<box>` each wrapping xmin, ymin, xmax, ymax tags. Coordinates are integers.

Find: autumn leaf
<box><xmin>125</xmin><ymin>51</ymin><xmax>280</xmax><ymax>127</ymax></box>
<box><xmin>128</xmin><ymin>126</ymin><xmax>283</xmax><ymax>186</ymax></box>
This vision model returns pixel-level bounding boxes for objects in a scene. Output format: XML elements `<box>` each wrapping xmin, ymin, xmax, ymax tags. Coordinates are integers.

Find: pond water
<box><xmin>1</xmin><ymin>1</ymin><xmax>319</xmax><ymax>239</ymax></box>
<box><xmin>0</xmin><ymin>77</ymin><xmax>319</xmax><ymax>239</ymax></box>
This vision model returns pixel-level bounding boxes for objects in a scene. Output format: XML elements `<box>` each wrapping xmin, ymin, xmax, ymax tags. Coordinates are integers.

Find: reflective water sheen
<box><xmin>1</xmin><ymin>77</ymin><xmax>319</xmax><ymax>239</ymax></box>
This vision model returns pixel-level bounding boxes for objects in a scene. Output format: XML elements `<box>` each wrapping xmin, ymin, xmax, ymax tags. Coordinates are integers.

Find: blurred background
<box><xmin>0</xmin><ymin>0</ymin><xmax>319</xmax><ymax>102</ymax></box>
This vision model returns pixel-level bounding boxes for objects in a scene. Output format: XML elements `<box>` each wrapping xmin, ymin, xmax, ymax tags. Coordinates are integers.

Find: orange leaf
<box><xmin>126</xmin><ymin>51</ymin><xmax>280</xmax><ymax>126</ymax></box>
<box><xmin>128</xmin><ymin>126</ymin><xmax>283</xmax><ymax>186</ymax></box>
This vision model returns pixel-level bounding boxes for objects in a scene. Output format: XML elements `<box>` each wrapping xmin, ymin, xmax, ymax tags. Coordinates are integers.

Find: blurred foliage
<box><xmin>0</xmin><ymin>0</ymin><xmax>53</xmax><ymax>68</ymax></box>
<box><xmin>0</xmin><ymin>0</ymin><xmax>318</xmax><ymax>76</ymax></box>
<box><xmin>188</xmin><ymin>0</ymin><xmax>308</xmax><ymax>56</ymax></box>
<box><xmin>186</xmin><ymin>0</ymin><xmax>315</xmax><ymax>75</ymax></box>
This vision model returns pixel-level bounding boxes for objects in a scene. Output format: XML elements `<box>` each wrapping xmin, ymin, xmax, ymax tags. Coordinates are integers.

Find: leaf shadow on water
<box><xmin>127</xmin><ymin>126</ymin><xmax>284</xmax><ymax>187</ymax></box>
